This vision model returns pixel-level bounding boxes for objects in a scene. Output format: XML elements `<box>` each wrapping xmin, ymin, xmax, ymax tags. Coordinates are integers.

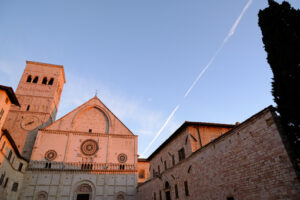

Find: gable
<box><xmin>44</xmin><ymin>96</ymin><xmax>134</xmax><ymax>135</ymax></box>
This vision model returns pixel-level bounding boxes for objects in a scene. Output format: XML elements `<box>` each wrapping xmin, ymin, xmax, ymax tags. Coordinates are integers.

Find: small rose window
<box><xmin>118</xmin><ymin>153</ymin><xmax>127</xmax><ymax>163</ymax></box>
<box><xmin>44</xmin><ymin>150</ymin><xmax>57</xmax><ymax>161</ymax></box>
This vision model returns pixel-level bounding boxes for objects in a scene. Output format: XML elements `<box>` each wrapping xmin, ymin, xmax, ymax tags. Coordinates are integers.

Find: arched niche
<box><xmin>36</xmin><ymin>191</ymin><xmax>48</xmax><ymax>200</ymax></box>
<box><xmin>73</xmin><ymin>106</ymin><xmax>110</xmax><ymax>133</ymax></box>
<box><xmin>115</xmin><ymin>191</ymin><xmax>127</xmax><ymax>200</ymax></box>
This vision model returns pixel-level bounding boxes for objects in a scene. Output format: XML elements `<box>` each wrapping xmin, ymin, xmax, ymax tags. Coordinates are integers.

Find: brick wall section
<box><xmin>138</xmin><ymin>108</ymin><xmax>300</xmax><ymax>200</ymax></box>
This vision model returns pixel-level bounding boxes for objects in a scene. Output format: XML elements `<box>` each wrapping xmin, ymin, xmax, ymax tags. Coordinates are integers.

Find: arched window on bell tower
<box><xmin>26</xmin><ymin>75</ymin><xmax>32</xmax><ymax>83</ymax></box>
<box><xmin>48</xmin><ymin>78</ymin><xmax>54</xmax><ymax>85</ymax></box>
<box><xmin>32</xmin><ymin>76</ymin><xmax>39</xmax><ymax>84</ymax></box>
<box><xmin>42</xmin><ymin>77</ymin><xmax>48</xmax><ymax>85</ymax></box>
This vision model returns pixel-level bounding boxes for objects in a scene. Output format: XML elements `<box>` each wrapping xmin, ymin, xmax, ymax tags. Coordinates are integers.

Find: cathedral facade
<box><xmin>2</xmin><ymin>61</ymin><xmax>138</xmax><ymax>200</ymax></box>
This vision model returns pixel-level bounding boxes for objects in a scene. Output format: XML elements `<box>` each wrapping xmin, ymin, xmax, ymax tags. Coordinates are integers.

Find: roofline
<box><xmin>138</xmin><ymin>158</ymin><xmax>149</xmax><ymax>162</ymax></box>
<box><xmin>0</xmin><ymin>85</ymin><xmax>20</xmax><ymax>106</ymax></box>
<box><xmin>26</xmin><ymin>60</ymin><xmax>66</xmax><ymax>83</ymax></box>
<box><xmin>1</xmin><ymin>129</ymin><xmax>28</xmax><ymax>162</ymax></box>
<box><xmin>147</xmin><ymin>121</ymin><xmax>235</xmax><ymax>160</ymax></box>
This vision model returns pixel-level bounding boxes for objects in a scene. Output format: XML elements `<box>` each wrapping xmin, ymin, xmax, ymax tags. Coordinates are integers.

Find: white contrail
<box><xmin>224</xmin><ymin>0</ymin><xmax>254</xmax><ymax>43</ymax></box>
<box><xmin>142</xmin><ymin>0</ymin><xmax>254</xmax><ymax>157</ymax></box>
<box><xmin>141</xmin><ymin>105</ymin><xmax>180</xmax><ymax>156</ymax></box>
<box><xmin>185</xmin><ymin>0</ymin><xmax>254</xmax><ymax>97</ymax></box>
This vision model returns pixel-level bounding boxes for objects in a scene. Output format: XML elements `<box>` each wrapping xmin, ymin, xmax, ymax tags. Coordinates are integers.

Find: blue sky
<box><xmin>1</xmin><ymin>0</ymin><xmax>299</xmax><ymax>157</ymax></box>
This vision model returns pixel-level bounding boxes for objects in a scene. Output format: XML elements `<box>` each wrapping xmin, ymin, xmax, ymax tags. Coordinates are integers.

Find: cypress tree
<box><xmin>258</xmin><ymin>0</ymin><xmax>300</xmax><ymax>173</ymax></box>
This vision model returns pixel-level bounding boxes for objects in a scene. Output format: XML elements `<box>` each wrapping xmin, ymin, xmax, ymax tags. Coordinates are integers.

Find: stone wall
<box><xmin>138</xmin><ymin>108</ymin><xmax>300</xmax><ymax>200</ymax></box>
<box><xmin>21</xmin><ymin>170</ymin><xmax>137</xmax><ymax>200</ymax></box>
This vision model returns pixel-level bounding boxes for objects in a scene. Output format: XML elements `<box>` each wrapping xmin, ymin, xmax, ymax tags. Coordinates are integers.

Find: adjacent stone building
<box><xmin>0</xmin><ymin>130</ymin><xmax>28</xmax><ymax>200</ymax></box>
<box><xmin>137</xmin><ymin>107</ymin><xmax>300</xmax><ymax>200</ymax></box>
<box><xmin>0</xmin><ymin>85</ymin><xmax>28</xmax><ymax>200</ymax></box>
<box><xmin>0</xmin><ymin>85</ymin><xmax>20</xmax><ymax>130</ymax></box>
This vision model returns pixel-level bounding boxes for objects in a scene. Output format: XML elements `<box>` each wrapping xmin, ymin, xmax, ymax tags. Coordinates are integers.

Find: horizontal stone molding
<box><xmin>28</xmin><ymin>160</ymin><xmax>137</xmax><ymax>173</ymax></box>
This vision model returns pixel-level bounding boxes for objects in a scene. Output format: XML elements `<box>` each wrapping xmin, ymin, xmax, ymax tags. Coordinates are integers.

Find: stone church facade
<box><xmin>2</xmin><ymin>61</ymin><xmax>138</xmax><ymax>200</ymax></box>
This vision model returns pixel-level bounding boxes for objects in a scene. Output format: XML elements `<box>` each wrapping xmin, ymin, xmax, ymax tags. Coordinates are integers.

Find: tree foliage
<box><xmin>258</xmin><ymin>0</ymin><xmax>300</xmax><ymax>168</ymax></box>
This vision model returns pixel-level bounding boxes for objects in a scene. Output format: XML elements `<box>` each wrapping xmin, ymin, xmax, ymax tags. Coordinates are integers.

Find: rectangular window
<box><xmin>1</xmin><ymin>141</ymin><xmax>6</xmax><ymax>151</ymax></box>
<box><xmin>178</xmin><ymin>148</ymin><xmax>185</xmax><ymax>161</ymax></box>
<box><xmin>175</xmin><ymin>184</ymin><xmax>179</xmax><ymax>199</ymax></box>
<box><xmin>159</xmin><ymin>190</ymin><xmax>162</xmax><ymax>200</ymax></box>
<box><xmin>172</xmin><ymin>155</ymin><xmax>175</xmax><ymax>166</ymax></box>
<box><xmin>227</xmin><ymin>197</ymin><xmax>234</xmax><ymax>200</ymax></box>
<box><xmin>184</xmin><ymin>181</ymin><xmax>189</xmax><ymax>196</ymax></box>
<box><xmin>7</xmin><ymin>150</ymin><xmax>12</xmax><ymax>161</ymax></box>
<box><xmin>154</xmin><ymin>192</ymin><xmax>156</xmax><ymax>200</ymax></box>
<box><xmin>164</xmin><ymin>160</ymin><xmax>167</xmax><ymax>170</ymax></box>
<box><xmin>18</xmin><ymin>163</ymin><xmax>23</xmax><ymax>171</ymax></box>
<box><xmin>11</xmin><ymin>182</ymin><xmax>18</xmax><ymax>192</ymax></box>
<box><xmin>0</xmin><ymin>108</ymin><xmax>4</xmax><ymax>120</ymax></box>
<box><xmin>3</xmin><ymin>178</ymin><xmax>8</xmax><ymax>188</ymax></box>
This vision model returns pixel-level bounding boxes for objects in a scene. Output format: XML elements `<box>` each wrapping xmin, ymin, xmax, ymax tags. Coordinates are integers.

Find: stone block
<box><xmin>115</xmin><ymin>174</ymin><xmax>126</xmax><ymax>185</ymax></box>
<box><xmin>51</xmin><ymin>174</ymin><xmax>60</xmax><ymax>185</ymax></box>
<box><xmin>97</xmin><ymin>175</ymin><xmax>105</xmax><ymax>185</ymax></box>
<box><xmin>96</xmin><ymin>186</ymin><xmax>104</xmax><ymax>195</ymax></box>
<box><xmin>37</xmin><ymin>174</ymin><xmax>51</xmax><ymax>185</ymax></box>
<box><xmin>49</xmin><ymin>186</ymin><xmax>57</xmax><ymax>196</ymax></box>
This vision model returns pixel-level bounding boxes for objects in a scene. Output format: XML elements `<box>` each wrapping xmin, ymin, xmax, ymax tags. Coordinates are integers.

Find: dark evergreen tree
<box><xmin>258</xmin><ymin>0</ymin><xmax>300</xmax><ymax>173</ymax></box>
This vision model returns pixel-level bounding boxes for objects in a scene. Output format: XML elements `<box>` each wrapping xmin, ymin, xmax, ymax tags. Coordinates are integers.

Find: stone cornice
<box><xmin>41</xmin><ymin>129</ymin><xmax>137</xmax><ymax>138</ymax></box>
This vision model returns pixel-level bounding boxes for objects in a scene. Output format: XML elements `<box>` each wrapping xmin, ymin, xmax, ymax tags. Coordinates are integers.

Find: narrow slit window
<box><xmin>26</xmin><ymin>75</ymin><xmax>32</xmax><ymax>82</ymax></box>
<box><xmin>18</xmin><ymin>163</ymin><xmax>23</xmax><ymax>171</ymax></box>
<box><xmin>89</xmin><ymin>129</ymin><xmax>92</xmax><ymax>133</ymax></box>
<box><xmin>26</xmin><ymin>105</ymin><xmax>30</xmax><ymax>111</ymax></box>
<box><xmin>184</xmin><ymin>181</ymin><xmax>189</xmax><ymax>196</ymax></box>
<box><xmin>164</xmin><ymin>160</ymin><xmax>167</xmax><ymax>170</ymax></box>
<box><xmin>3</xmin><ymin>178</ymin><xmax>8</xmax><ymax>188</ymax></box>
<box><xmin>0</xmin><ymin>173</ymin><xmax>5</xmax><ymax>185</ymax></box>
<box><xmin>32</xmin><ymin>76</ymin><xmax>39</xmax><ymax>83</ymax></box>
<box><xmin>0</xmin><ymin>109</ymin><xmax>4</xmax><ymax>120</ymax></box>
<box><xmin>175</xmin><ymin>184</ymin><xmax>179</xmax><ymax>198</ymax></box>
<box><xmin>1</xmin><ymin>141</ymin><xmax>6</xmax><ymax>151</ymax></box>
<box><xmin>178</xmin><ymin>148</ymin><xmax>185</xmax><ymax>161</ymax></box>
<box><xmin>42</xmin><ymin>77</ymin><xmax>48</xmax><ymax>84</ymax></box>
<box><xmin>172</xmin><ymin>155</ymin><xmax>175</xmax><ymax>166</ymax></box>
<box><xmin>7</xmin><ymin>150</ymin><xmax>12</xmax><ymax>161</ymax></box>
<box><xmin>48</xmin><ymin>78</ymin><xmax>54</xmax><ymax>85</ymax></box>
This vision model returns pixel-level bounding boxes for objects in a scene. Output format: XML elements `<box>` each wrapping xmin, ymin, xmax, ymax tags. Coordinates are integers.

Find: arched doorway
<box><xmin>75</xmin><ymin>184</ymin><xmax>92</xmax><ymax>200</ymax></box>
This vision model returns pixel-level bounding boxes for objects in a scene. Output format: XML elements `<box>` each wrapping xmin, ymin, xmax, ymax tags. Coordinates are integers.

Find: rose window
<box><xmin>81</xmin><ymin>139</ymin><xmax>99</xmax><ymax>156</ymax></box>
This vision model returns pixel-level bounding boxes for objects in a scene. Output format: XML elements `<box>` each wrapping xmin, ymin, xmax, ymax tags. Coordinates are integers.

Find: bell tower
<box><xmin>3</xmin><ymin>61</ymin><xmax>66</xmax><ymax>159</ymax></box>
